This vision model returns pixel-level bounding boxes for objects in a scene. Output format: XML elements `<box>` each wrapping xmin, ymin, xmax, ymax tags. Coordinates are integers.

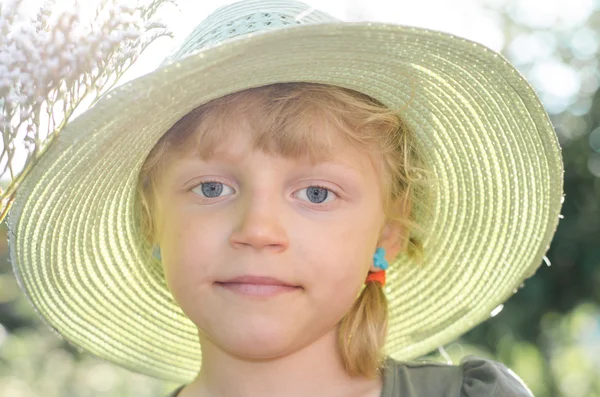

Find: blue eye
<box><xmin>193</xmin><ymin>182</ymin><xmax>234</xmax><ymax>198</ymax></box>
<box><xmin>297</xmin><ymin>186</ymin><xmax>335</xmax><ymax>204</ymax></box>
<box><xmin>192</xmin><ymin>182</ymin><xmax>334</xmax><ymax>204</ymax></box>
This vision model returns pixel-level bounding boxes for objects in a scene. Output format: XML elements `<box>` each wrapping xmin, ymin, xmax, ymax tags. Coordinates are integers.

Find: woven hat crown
<box><xmin>163</xmin><ymin>0</ymin><xmax>339</xmax><ymax>65</ymax></box>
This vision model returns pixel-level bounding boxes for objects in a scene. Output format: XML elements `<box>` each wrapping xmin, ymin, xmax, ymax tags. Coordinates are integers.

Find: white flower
<box><xmin>0</xmin><ymin>0</ymin><xmax>174</xmax><ymax>221</ymax></box>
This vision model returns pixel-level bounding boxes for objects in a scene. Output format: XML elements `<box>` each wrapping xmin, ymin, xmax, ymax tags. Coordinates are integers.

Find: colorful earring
<box><xmin>152</xmin><ymin>245</ymin><xmax>161</xmax><ymax>261</ymax></box>
<box><xmin>366</xmin><ymin>247</ymin><xmax>388</xmax><ymax>286</ymax></box>
<box><xmin>373</xmin><ymin>247</ymin><xmax>389</xmax><ymax>270</ymax></box>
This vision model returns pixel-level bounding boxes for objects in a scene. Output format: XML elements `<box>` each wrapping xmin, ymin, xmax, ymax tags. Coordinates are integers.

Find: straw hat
<box><xmin>8</xmin><ymin>0</ymin><xmax>564</xmax><ymax>382</ymax></box>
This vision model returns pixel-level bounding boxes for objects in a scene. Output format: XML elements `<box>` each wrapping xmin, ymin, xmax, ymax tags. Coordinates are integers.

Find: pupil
<box><xmin>201</xmin><ymin>182</ymin><xmax>223</xmax><ymax>198</ymax></box>
<box><xmin>307</xmin><ymin>187</ymin><xmax>328</xmax><ymax>203</ymax></box>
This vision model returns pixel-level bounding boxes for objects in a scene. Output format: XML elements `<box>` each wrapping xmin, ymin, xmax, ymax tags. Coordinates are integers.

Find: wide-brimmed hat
<box><xmin>8</xmin><ymin>0</ymin><xmax>564</xmax><ymax>383</ymax></box>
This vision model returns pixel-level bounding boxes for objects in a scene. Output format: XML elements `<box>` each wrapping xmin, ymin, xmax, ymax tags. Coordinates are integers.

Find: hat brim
<box><xmin>9</xmin><ymin>22</ymin><xmax>563</xmax><ymax>382</ymax></box>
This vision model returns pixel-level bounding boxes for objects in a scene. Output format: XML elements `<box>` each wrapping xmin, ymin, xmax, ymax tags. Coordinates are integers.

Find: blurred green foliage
<box><xmin>1</xmin><ymin>1</ymin><xmax>599</xmax><ymax>396</ymax></box>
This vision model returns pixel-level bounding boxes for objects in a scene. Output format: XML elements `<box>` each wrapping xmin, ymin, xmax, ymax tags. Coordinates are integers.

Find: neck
<box><xmin>180</xmin><ymin>327</ymin><xmax>382</xmax><ymax>397</ymax></box>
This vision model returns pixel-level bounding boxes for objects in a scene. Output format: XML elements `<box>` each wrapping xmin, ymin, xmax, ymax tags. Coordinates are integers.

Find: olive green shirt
<box><xmin>166</xmin><ymin>355</ymin><xmax>533</xmax><ymax>396</ymax></box>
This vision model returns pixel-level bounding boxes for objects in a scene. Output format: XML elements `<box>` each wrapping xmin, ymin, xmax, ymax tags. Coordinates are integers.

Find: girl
<box><xmin>9</xmin><ymin>1</ymin><xmax>563</xmax><ymax>396</ymax></box>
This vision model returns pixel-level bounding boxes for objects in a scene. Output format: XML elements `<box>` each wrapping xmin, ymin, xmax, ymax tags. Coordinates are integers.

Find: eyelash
<box><xmin>190</xmin><ymin>180</ymin><xmax>338</xmax><ymax>205</ymax></box>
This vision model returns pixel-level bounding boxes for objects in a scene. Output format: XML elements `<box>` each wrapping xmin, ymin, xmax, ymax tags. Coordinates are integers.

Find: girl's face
<box><xmin>155</xmin><ymin>114</ymin><xmax>389</xmax><ymax>360</ymax></box>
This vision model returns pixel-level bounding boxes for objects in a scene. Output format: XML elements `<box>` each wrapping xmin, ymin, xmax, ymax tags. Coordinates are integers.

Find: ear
<box><xmin>371</xmin><ymin>197</ymin><xmax>411</xmax><ymax>271</ymax></box>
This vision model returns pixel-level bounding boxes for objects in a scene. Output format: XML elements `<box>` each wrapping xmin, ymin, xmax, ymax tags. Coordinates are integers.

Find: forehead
<box><xmin>204</xmin><ymin>123</ymin><xmax>372</xmax><ymax>173</ymax></box>
<box><xmin>187</xmin><ymin>94</ymin><xmax>375</xmax><ymax>166</ymax></box>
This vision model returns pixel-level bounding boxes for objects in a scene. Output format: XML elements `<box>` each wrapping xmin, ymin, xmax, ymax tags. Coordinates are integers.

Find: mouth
<box><xmin>218</xmin><ymin>275</ymin><xmax>298</xmax><ymax>286</ymax></box>
<box><xmin>215</xmin><ymin>282</ymin><xmax>301</xmax><ymax>297</ymax></box>
<box><xmin>215</xmin><ymin>275</ymin><xmax>302</xmax><ymax>297</ymax></box>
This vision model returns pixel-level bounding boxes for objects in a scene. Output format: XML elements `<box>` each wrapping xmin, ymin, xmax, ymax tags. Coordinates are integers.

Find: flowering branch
<box><xmin>0</xmin><ymin>0</ymin><xmax>174</xmax><ymax>222</ymax></box>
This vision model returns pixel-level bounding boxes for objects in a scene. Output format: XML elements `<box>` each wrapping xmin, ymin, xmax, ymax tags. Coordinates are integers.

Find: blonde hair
<box><xmin>136</xmin><ymin>82</ymin><xmax>431</xmax><ymax>378</ymax></box>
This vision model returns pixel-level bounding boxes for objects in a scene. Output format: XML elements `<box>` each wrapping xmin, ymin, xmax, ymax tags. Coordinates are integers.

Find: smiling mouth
<box><xmin>215</xmin><ymin>282</ymin><xmax>301</xmax><ymax>297</ymax></box>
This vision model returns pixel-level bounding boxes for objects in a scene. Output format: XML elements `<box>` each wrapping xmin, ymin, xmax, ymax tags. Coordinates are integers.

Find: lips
<box><xmin>217</xmin><ymin>275</ymin><xmax>298</xmax><ymax>287</ymax></box>
<box><xmin>215</xmin><ymin>275</ymin><xmax>301</xmax><ymax>297</ymax></box>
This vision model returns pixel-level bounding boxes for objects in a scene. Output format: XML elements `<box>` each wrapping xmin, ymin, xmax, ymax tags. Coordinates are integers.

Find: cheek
<box><xmin>158</xmin><ymin>211</ymin><xmax>227</xmax><ymax>303</ymax></box>
<box><xmin>325</xmin><ymin>209</ymin><xmax>382</xmax><ymax>268</ymax></box>
<box><xmin>300</xmin><ymin>211</ymin><xmax>382</xmax><ymax>305</ymax></box>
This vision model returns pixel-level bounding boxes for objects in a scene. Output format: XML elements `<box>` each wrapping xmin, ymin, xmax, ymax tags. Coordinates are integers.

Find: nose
<box><xmin>229</xmin><ymin>191</ymin><xmax>289</xmax><ymax>252</ymax></box>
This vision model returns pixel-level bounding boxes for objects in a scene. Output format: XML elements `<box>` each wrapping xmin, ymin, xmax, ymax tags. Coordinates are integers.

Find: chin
<box><xmin>213</xmin><ymin>321</ymin><xmax>302</xmax><ymax>359</ymax></box>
